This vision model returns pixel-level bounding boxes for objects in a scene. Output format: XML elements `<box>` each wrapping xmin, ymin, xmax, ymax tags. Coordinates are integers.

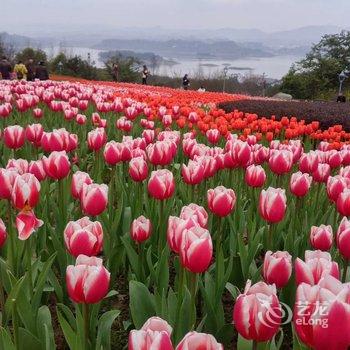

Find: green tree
<box><xmin>15</xmin><ymin>47</ymin><xmax>47</xmax><ymax>64</ymax></box>
<box><xmin>104</xmin><ymin>55</ymin><xmax>141</xmax><ymax>83</ymax></box>
<box><xmin>281</xmin><ymin>30</ymin><xmax>350</xmax><ymax>99</ymax></box>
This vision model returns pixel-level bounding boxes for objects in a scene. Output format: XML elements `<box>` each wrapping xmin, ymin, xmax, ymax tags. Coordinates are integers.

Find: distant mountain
<box><xmin>0</xmin><ymin>31</ymin><xmax>37</xmax><ymax>48</ymax></box>
<box><xmin>94</xmin><ymin>38</ymin><xmax>274</xmax><ymax>60</ymax></box>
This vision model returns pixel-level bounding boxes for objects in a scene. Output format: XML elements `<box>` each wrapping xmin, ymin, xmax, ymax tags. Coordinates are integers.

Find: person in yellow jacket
<box><xmin>14</xmin><ymin>61</ymin><xmax>28</xmax><ymax>80</ymax></box>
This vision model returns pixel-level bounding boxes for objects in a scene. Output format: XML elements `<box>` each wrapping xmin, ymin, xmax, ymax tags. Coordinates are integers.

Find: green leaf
<box><xmin>237</xmin><ymin>335</ymin><xmax>252</xmax><ymax>350</ymax></box>
<box><xmin>18</xmin><ymin>328</ymin><xmax>41</xmax><ymax>350</ymax></box>
<box><xmin>121</xmin><ymin>236</ymin><xmax>140</xmax><ymax>278</ymax></box>
<box><xmin>56</xmin><ymin>306</ymin><xmax>77</xmax><ymax>350</ymax></box>
<box><xmin>96</xmin><ymin>310</ymin><xmax>120</xmax><ymax>350</ymax></box>
<box><xmin>0</xmin><ymin>327</ymin><xmax>16</xmax><ymax>350</ymax></box>
<box><xmin>36</xmin><ymin>306</ymin><xmax>55</xmax><ymax>350</ymax></box>
<box><xmin>129</xmin><ymin>281</ymin><xmax>156</xmax><ymax>329</ymax></box>
<box><xmin>174</xmin><ymin>287</ymin><xmax>192</xmax><ymax>344</ymax></box>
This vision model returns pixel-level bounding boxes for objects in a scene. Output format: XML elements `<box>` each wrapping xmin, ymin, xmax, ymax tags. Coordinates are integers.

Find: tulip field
<box><xmin>1</xmin><ymin>79</ymin><xmax>350</xmax><ymax>350</ymax></box>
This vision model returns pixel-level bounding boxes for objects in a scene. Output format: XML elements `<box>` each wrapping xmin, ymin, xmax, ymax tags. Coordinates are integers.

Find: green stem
<box><xmin>12</xmin><ymin>300</ymin><xmax>19</xmax><ymax>349</ymax></box>
<box><xmin>158</xmin><ymin>200</ymin><xmax>165</xmax><ymax>256</ymax></box>
<box><xmin>0</xmin><ymin>278</ymin><xmax>5</xmax><ymax>325</ymax></box>
<box><xmin>26</xmin><ymin>237</ymin><xmax>33</xmax><ymax>297</ymax></box>
<box><xmin>342</xmin><ymin>259</ymin><xmax>348</xmax><ymax>283</ymax></box>
<box><xmin>189</xmin><ymin>272</ymin><xmax>198</xmax><ymax>329</ymax></box>
<box><xmin>268</xmin><ymin>224</ymin><xmax>274</xmax><ymax>251</ymax></box>
<box><xmin>7</xmin><ymin>202</ymin><xmax>16</xmax><ymax>275</ymax></box>
<box><xmin>82</xmin><ymin>303</ymin><xmax>90</xmax><ymax>350</ymax></box>
<box><xmin>252</xmin><ymin>340</ymin><xmax>258</xmax><ymax>350</ymax></box>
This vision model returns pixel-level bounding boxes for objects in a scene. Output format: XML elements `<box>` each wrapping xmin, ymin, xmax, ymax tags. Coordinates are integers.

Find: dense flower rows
<box><xmin>0</xmin><ymin>78</ymin><xmax>350</xmax><ymax>349</ymax></box>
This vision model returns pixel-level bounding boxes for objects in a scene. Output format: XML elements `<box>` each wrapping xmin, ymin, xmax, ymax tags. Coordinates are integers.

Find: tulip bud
<box><xmin>0</xmin><ymin>219</ymin><xmax>7</xmax><ymax>248</ymax></box>
<box><xmin>181</xmin><ymin>160</ymin><xmax>205</xmax><ymax>185</ymax></box>
<box><xmin>66</xmin><ymin>255</ymin><xmax>110</xmax><ymax>304</ymax></box>
<box><xmin>64</xmin><ymin>217</ymin><xmax>103</xmax><ymax>257</ymax></box>
<box><xmin>71</xmin><ymin>171</ymin><xmax>93</xmax><ymax>200</ymax></box>
<box><xmin>268</xmin><ymin>149</ymin><xmax>293</xmax><ymax>175</ymax></box>
<box><xmin>207</xmin><ymin>186</ymin><xmax>236</xmax><ymax>217</ymax></box>
<box><xmin>262</xmin><ymin>251</ymin><xmax>292</xmax><ymax>288</ymax></box>
<box><xmin>28</xmin><ymin>160</ymin><xmax>47</xmax><ymax>181</ymax></box>
<box><xmin>0</xmin><ymin>168</ymin><xmax>18</xmax><ymax>199</ymax></box>
<box><xmin>327</xmin><ymin>176</ymin><xmax>350</xmax><ymax>203</ymax></box>
<box><xmin>310</xmin><ymin>225</ymin><xmax>333</xmax><ymax>251</ymax></box>
<box><xmin>179</xmin><ymin>204</ymin><xmax>208</xmax><ymax>228</ymax></box>
<box><xmin>11</xmin><ymin>173</ymin><xmax>41</xmax><ymax>210</ymax></box>
<box><xmin>337</xmin><ymin>189</ymin><xmax>350</xmax><ymax>217</ymax></box>
<box><xmin>129</xmin><ymin>157</ymin><xmax>148</xmax><ymax>182</ymax></box>
<box><xmin>259</xmin><ymin>187</ymin><xmax>286</xmax><ymax>223</ymax></box>
<box><xmin>80</xmin><ymin>183</ymin><xmax>108</xmax><ymax>216</ymax></box>
<box><xmin>206</xmin><ymin>129</ymin><xmax>221</xmax><ymax>145</ymax></box>
<box><xmin>87</xmin><ymin>128</ymin><xmax>107</xmax><ymax>151</ymax></box>
<box><xmin>130</xmin><ymin>216</ymin><xmax>152</xmax><ymax>243</ymax></box>
<box><xmin>312</xmin><ymin>163</ymin><xmax>330</xmax><ymax>183</ymax></box>
<box><xmin>3</xmin><ymin>125</ymin><xmax>25</xmax><ymax>149</ymax></box>
<box><xmin>176</xmin><ymin>332</ymin><xmax>223</xmax><ymax>350</ymax></box>
<box><xmin>337</xmin><ymin>217</ymin><xmax>350</xmax><ymax>260</ymax></box>
<box><xmin>43</xmin><ymin>151</ymin><xmax>70</xmax><ymax>180</ymax></box>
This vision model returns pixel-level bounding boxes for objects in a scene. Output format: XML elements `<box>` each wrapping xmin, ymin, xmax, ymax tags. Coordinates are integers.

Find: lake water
<box><xmin>43</xmin><ymin>46</ymin><xmax>301</xmax><ymax>80</ymax></box>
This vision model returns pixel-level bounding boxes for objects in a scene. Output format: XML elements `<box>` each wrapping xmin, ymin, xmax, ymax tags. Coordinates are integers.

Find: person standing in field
<box><xmin>26</xmin><ymin>59</ymin><xmax>36</xmax><ymax>81</ymax></box>
<box><xmin>112</xmin><ymin>63</ymin><xmax>119</xmax><ymax>82</ymax></box>
<box><xmin>14</xmin><ymin>61</ymin><xmax>28</xmax><ymax>80</ymax></box>
<box><xmin>35</xmin><ymin>61</ymin><xmax>49</xmax><ymax>80</ymax></box>
<box><xmin>0</xmin><ymin>56</ymin><xmax>12</xmax><ymax>80</ymax></box>
<box><xmin>183</xmin><ymin>74</ymin><xmax>190</xmax><ymax>90</ymax></box>
<box><xmin>142</xmin><ymin>65</ymin><xmax>149</xmax><ymax>85</ymax></box>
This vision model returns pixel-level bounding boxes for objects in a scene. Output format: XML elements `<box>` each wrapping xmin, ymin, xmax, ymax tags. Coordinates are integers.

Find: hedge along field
<box><xmin>0</xmin><ymin>79</ymin><xmax>350</xmax><ymax>349</ymax></box>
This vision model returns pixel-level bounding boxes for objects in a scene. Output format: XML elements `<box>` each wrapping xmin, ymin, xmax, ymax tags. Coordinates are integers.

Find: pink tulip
<box><xmin>16</xmin><ymin>210</ymin><xmax>43</xmax><ymax>240</ymax></box>
<box><xmin>71</xmin><ymin>171</ymin><xmax>93</xmax><ymax>200</ymax></box>
<box><xmin>259</xmin><ymin>187</ymin><xmax>286</xmax><ymax>223</ymax></box>
<box><xmin>0</xmin><ymin>168</ymin><xmax>18</xmax><ymax>199</ymax></box>
<box><xmin>64</xmin><ymin>217</ymin><xmax>103</xmax><ymax>257</ymax></box>
<box><xmin>337</xmin><ymin>189</ymin><xmax>350</xmax><ymax>216</ymax></box>
<box><xmin>245</xmin><ymin>164</ymin><xmax>266</xmax><ymax>188</ymax></box>
<box><xmin>66</xmin><ymin>255</ymin><xmax>110</xmax><ymax>304</ymax></box>
<box><xmin>337</xmin><ymin>217</ymin><xmax>350</xmax><ymax>260</ymax></box>
<box><xmin>290</xmin><ymin>172</ymin><xmax>312</xmax><ymax>197</ymax></box>
<box><xmin>6</xmin><ymin>158</ymin><xmax>29</xmax><ymax>175</ymax></box>
<box><xmin>181</xmin><ymin>160</ymin><xmax>205</xmax><ymax>185</ymax></box>
<box><xmin>262</xmin><ymin>251</ymin><xmax>292</xmax><ymax>288</ymax></box>
<box><xmin>128</xmin><ymin>330</ymin><xmax>173</xmax><ymax>350</ymax></box>
<box><xmin>327</xmin><ymin>176</ymin><xmax>350</xmax><ymax>202</ymax></box>
<box><xmin>28</xmin><ymin>160</ymin><xmax>47</xmax><ymax>181</ymax></box>
<box><xmin>33</xmin><ymin>108</ymin><xmax>43</xmax><ymax>119</ymax></box>
<box><xmin>141</xmin><ymin>317</ymin><xmax>172</xmax><ymax>334</ymax></box>
<box><xmin>148</xmin><ymin>169</ymin><xmax>175</xmax><ymax>200</ymax></box>
<box><xmin>312</xmin><ymin>163</ymin><xmax>330</xmax><ymax>183</ymax></box>
<box><xmin>130</xmin><ymin>216</ymin><xmax>152</xmax><ymax>243</ymax></box>
<box><xmin>295</xmin><ymin>250</ymin><xmax>339</xmax><ymax>285</ymax></box>
<box><xmin>147</xmin><ymin>141</ymin><xmax>177</xmax><ymax>166</ymax></box>
<box><xmin>41</xmin><ymin>129</ymin><xmax>78</xmax><ymax>153</ymax></box>
<box><xmin>87</xmin><ymin>128</ymin><xmax>107</xmax><ymax>151</ymax></box>
<box><xmin>299</xmin><ymin>151</ymin><xmax>319</xmax><ymax>173</ymax></box>
<box><xmin>129</xmin><ymin>157</ymin><xmax>148</xmax><ymax>182</ymax></box>
<box><xmin>180</xmin><ymin>204</ymin><xmax>208</xmax><ymax>228</ymax></box>
<box><xmin>43</xmin><ymin>151</ymin><xmax>71</xmax><ymax>180</ymax></box>
<box><xmin>294</xmin><ymin>275</ymin><xmax>350</xmax><ymax>350</ymax></box>
<box><xmin>207</xmin><ymin>186</ymin><xmax>236</xmax><ymax>217</ymax></box>
<box><xmin>25</xmin><ymin>123</ymin><xmax>44</xmax><ymax>146</ymax></box>
<box><xmin>268</xmin><ymin>149</ymin><xmax>293</xmax><ymax>175</ymax></box>
<box><xmin>76</xmin><ymin>114</ymin><xmax>87</xmax><ymax>125</ymax></box>
<box><xmin>310</xmin><ymin>225</ymin><xmax>333</xmax><ymax>251</ymax></box>
<box><xmin>176</xmin><ymin>332</ymin><xmax>223</xmax><ymax>350</ymax></box>
<box><xmin>206</xmin><ymin>129</ymin><xmax>221</xmax><ymax>145</ymax></box>
<box><xmin>0</xmin><ymin>219</ymin><xmax>7</xmax><ymax>248</ymax></box>
<box><xmin>3</xmin><ymin>125</ymin><xmax>25</xmax><ymax>149</ymax></box>
<box><xmin>11</xmin><ymin>173</ymin><xmax>40</xmax><ymax>210</ymax></box>
<box><xmin>233</xmin><ymin>280</ymin><xmax>281</xmax><ymax>342</ymax></box>
<box><xmin>104</xmin><ymin>141</ymin><xmax>132</xmax><ymax>165</ymax></box>
<box><xmin>179</xmin><ymin>226</ymin><xmax>213</xmax><ymax>273</ymax></box>
<box><xmin>327</xmin><ymin>150</ymin><xmax>343</xmax><ymax>168</ymax></box>
<box><xmin>80</xmin><ymin>183</ymin><xmax>108</xmax><ymax>216</ymax></box>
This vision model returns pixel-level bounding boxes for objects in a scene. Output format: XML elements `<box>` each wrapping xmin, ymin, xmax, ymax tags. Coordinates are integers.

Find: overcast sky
<box><xmin>1</xmin><ymin>0</ymin><xmax>349</xmax><ymax>33</ymax></box>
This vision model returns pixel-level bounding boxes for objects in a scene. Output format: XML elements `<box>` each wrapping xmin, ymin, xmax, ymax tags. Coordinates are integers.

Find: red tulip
<box><xmin>290</xmin><ymin>171</ymin><xmax>312</xmax><ymax>197</ymax></box>
<box><xmin>245</xmin><ymin>164</ymin><xmax>266</xmax><ymax>188</ymax></box>
<box><xmin>176</xmin><ymin>332</ymin><xmax>223</xmax><ymax>350</ymax></box>
<box><xmin>295</xmin><ymin>250</ymin><xmax>339</xmax><ymax>285</ymax></box>
<box><xmin>16</xmin><ymin>209</ymin><xmax>43</xmax><ymax>240</ymax></box>
<box><xmin>294</xmin><ymin>275</ymin><xmax>350</xmax><ymax>350</ymax></box>
<box><xmin>299</xmin><ymin>151</ymin><xmax>319</xmax><ymax>173</ymax></box>
<box><xmin>80</xmin><ymin>183</ymin><xmax>108</xmax><ymax>216</ymax></box>
<box><xmin>268</xmin><ymin>149</ymin><xmax>293</xmax><ymax>175</ymax></box>
<box><xmin>3</xmin><ymin>125</ymin><xmax>25</xmax><ymax>149</ymax></box>
<box><xmin>129</xmin><ymin>157</ymin><xmax>148</xmax><ymax>182</ymax></box>
<box><xmin>64</xmin><ymin>217</ymin><xmax>103</xmax><ymax>257</ymax></box>
<box><xmin>337</xmin><ymin>217</ymin><xmax>350</xmax><ymax>260</ymax></box>
<box><xmin>66</xmin><ymin>255</ymin><xmax>110</xmax><ymax>304</ymax></box>
<box><xmin>71</xmin><ymin>171</ymin><xmax>93</xmax><ymax>200</ymax></box>
<box><xmin>43</xmin><ymin>151</ymin><xmax>71</xmax><ymax>180</ymax></box>
<box><xmin>262</xmin><ymin>250</ymin><xmax>292</xmax><ymax>288</ymax></box>
<box><xmin>181</xmin><ymin>160</ymin><xmax>205</xmax><ymax>185</ymax></box>
<box><xmin>207</xmin><ymin>186</ymin><xmax>236</xmax><ymax>217</ymax></box>
<box><xmin>87</xmin><ymin>128</ymin><xmax>107</xmax><ymax>151</ymax></box>
<box><xmin>259</xmin><ymin>187</ymin><xmax>286</xmax><ymax>223</ymax></box>
<box><xmin>28</xmin><ymin>160</ymin><xmax>47</xmax><ymax>181</ymax></box>
<box><xmin>179</xmin><ymin>226</ymin><xmax>213</xmax><ymax>273</ymax></box>
<box><xmin>11</xmin><ymin>173</ymin><xmax>40</xmax><ymax>210</ymax></box>
<box><xmin>148</xmin><ymin>169</ymin><xmax>175</xmax><ymax>200</ymax></box>
<box><xmin>180</xmin><ymin>204</ymin><xmax>208</xmax><ymax>228</ymax></box>
<box><xmin>25</xmin><ymin>123</ymin><xmax>44</xmax><ymax>146</ymax></box>
<box><xmin>233</xmin><ymin>280</ymin><xmax>281</xmax><ymax>342</ymax></box>
<box><xmin>130</xmin><ymin>215</ymin><xmax>152</xmax><ymax>243</ymax></box>
<box><xmin>0</xmin><ymin>219</ymin><xmax>7</xmax><ymax>248</ymax></box>
<box><xmin>310</xmin><ymin>225</ymin><xmax>333</xmax><ymax>251</ymax></box>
